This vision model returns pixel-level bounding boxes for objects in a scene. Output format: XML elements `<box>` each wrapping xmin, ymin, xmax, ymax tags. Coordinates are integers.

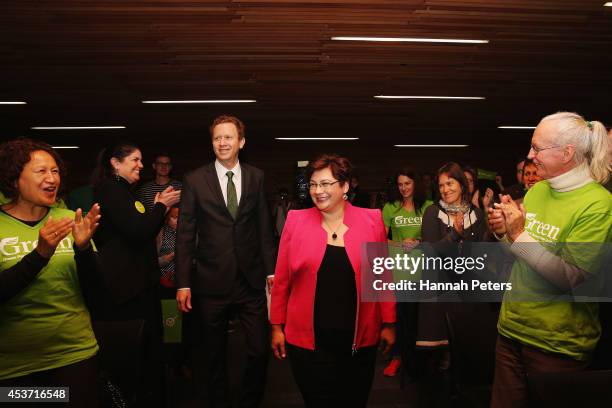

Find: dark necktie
<box><xmin>226</xmin><ymin>171</ymin><xmax>238</xmax><ymax>219</ymax></box>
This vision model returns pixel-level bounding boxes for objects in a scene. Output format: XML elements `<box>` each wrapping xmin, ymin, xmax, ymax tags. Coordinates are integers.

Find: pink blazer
<box><xmin>270</xmin><ymin>202</ymin><xmax>396</xmax><ymax>351</ymax></box>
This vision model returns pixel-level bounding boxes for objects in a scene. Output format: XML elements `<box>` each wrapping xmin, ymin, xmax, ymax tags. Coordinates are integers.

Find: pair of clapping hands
<box><xmin>154</xmin><ymin>186</ymin><xmax>181</xmax><ymax>210</ymax></box>
<box><xmin>487</xmin><ymin>195</ymin><xmax>526</xmax><ymax>242</ymax></box>
<box><xmin>36</xmin><ymin>204</ymin><xmax>101</xmax><ymax>259</ymax></box>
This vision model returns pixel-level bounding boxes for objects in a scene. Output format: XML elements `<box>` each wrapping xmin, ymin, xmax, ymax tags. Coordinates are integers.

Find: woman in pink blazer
<box><xmin>270</xmin><ymin>154</ymin><xmax>395</xmax><ymax>408</ymax></box>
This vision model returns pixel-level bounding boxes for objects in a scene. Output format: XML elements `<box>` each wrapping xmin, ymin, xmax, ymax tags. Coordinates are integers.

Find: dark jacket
<box><xmin>176</xmin><ymin>162</ymin><xmax>275</xmax><ymax>295</ymax></box>
<box><xmin>92</xmin><ymin>177</ymin><xmax>166</xmax><ymax>306</ymax></box>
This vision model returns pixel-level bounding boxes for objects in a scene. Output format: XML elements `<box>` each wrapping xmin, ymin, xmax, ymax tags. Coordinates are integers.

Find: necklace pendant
<box><xmin>332</xmin><ymin>232</ymin><xmax>338</xmax><ymax>240</ymax></box>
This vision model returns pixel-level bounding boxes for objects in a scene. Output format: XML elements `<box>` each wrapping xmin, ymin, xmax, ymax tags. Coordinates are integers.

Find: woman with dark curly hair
<box><xmin>0</xmin><ymin>138</ymin><xmax>101</xmax><ymax>407</ymax></box>
<box><xmin>270</xmin><ymin>154</ymin><xmax>395</xmax><ymax>408</ymax></box>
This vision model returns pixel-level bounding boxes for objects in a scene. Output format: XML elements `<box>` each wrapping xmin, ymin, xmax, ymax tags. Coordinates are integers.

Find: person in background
<box><xmin>137</xmin><ymin>152</ymin><xmax>182</xmax><ymax>211</ymax></box>
<box><xmin>348</xmin><ymin>175</ymin><xmax>371</xmax><ymax>208</ymax></box>
<box><xmin>270</xmin><ymin>154</ymin><xmax>395</xmax><ymax>408</ymax></box>
<box><xmin>421</xmin><ymin>172</ymin><xmax>436</xmax><ymax>201</ymax></box>
<box><xmin>0</xmin><ymin>138</ymin><xmax>101</xmax><ymax>407</ymax></box>
<box><xmin>272</xmin><ymin>187</ymin><xmax>294</xmax><ymax>240</ymax></box>
<box><xmin>158</xmin><ymin>206</ymin><xmax>179</xmax><ymax>290</ymax></box>
<box><xmin>463</xmin><ymin>165</ymin><xmax>494</xmax><ymax>209</ymax></box>
<box><xmin>381</xmin><ymin>167</ymin><xmax>432</xmax><ymax>377</ymax></box>
<box><xmin>91</xmin><ymin>141</ymin><xmax>180</xmax><ymax>406</ymax></box>
<box><xmin>489</xmin><ymin>112</ymin><xmax>611</xmax><ymax>407</ymax></box>
<box><xmin>521</xmin><ymin>159</ymin><xmax>542</xmax><ymax>191</ymax></box>
<box><xmin>502</xmin><ymin>159</ymin><xmax>527</xmax><ymax>200</ymax></box>
<box><xmin>67</xmin><ymin>184</ymin><xmax>94</xmax><ymax>215</ymax></box>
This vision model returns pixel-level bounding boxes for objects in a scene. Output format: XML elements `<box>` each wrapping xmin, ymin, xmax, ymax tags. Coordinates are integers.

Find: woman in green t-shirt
<box><xmin>0</xmin><ymin>138</ymin><xmax>101</xmax><ymax>406</ymax></box>
<box><xmin>381</xmin><ymin>168</ymin><xmax>432</xmax><ymax>377</ymax></box>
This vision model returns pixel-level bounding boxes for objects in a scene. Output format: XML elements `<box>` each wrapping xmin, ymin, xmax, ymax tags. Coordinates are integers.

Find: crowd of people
<box><xmin>0</xmin><ymin>111</ymin><xmax>610</xmax><ymax>408</ymax></box>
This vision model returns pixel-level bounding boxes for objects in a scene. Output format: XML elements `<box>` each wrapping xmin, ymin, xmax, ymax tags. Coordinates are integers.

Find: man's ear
<box><xmin>239</xmin><ymin>137</ymin><xmax>246</xmax><ymax>150</ymax></box>
<box><xmin>563</xmin><ymin>144</ymin><xmax>576</xmax><ymax>164</ymax></box>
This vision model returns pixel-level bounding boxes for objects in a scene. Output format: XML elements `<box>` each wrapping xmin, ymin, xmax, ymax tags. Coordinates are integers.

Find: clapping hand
<box><xmin>72</xmin><ymin>203</ymin><xmax>101</xmax><ymax>250</ymax></box>
<box><xmin>488</xmin><ymin>194</ymin><xmax>507</xmax><ymax>238</ymax></box>
<box><xmin>36</xmin><ymin>216</ymin><xmax>74</xmax><ymax>258</ymax></box>
<box><xmin>497</xmin><ymin>195</ymin><xmax>525</xmax><ymax>241</ymax></box>
<box><xmin>155</xmin><ymin>186</ymin><xmax>181</xmax><ymax>210</ymax></box>
<box><xmin>482</xmin><ymin>188</ymin><xmax>494</xmax><ymax>209</ymax></box>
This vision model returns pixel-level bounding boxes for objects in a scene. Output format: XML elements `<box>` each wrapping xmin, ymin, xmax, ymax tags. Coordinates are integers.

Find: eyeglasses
<box><xmin>308</xmin><ymin>180</ymin><xmax>340</xmax><ymax>190</ymax></box>
<box><xmin>530</xmin><ymin>144</ymin><xmax>560</xmax><ymax>155</ymax></box>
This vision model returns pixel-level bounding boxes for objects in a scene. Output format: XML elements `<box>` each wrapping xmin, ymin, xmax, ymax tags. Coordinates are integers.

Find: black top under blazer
<box><xmin>176</xmin><ymin>162</ymin><xmax>276</xmax><ymax>296</ymax></box>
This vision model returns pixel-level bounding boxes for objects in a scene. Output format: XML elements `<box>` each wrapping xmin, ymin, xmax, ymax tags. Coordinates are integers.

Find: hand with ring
<box><xmin>36</xmin><ymin>215</ymin><xmax>74</xmax><ymax>259</ymax></box>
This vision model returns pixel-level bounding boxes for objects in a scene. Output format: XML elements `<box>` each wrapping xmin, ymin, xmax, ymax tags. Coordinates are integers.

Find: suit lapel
<box><xmin>204</xmin><ymin>163</ymin><xmax>233</xmax><ymax>219</ymax></box>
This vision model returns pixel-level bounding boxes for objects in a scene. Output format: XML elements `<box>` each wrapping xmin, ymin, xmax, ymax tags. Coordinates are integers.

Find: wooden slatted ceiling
<box><xmin>0</xmin><ymin>0</ymin><xmax>610</xmax><ymax>150</ymax></box>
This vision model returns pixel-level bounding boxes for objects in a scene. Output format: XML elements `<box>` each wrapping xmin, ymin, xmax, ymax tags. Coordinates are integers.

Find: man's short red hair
<box><xmin>209</xmin><ymin>115</ymin><xmax>245</xmax><ymax>139</ymax></box>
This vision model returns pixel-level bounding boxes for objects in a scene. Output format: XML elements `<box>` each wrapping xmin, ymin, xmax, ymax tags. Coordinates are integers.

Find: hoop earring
<box><xmin>343</xmin><ymin>193</ymin><xmax>348</xmax><ymax>200</ymax></box>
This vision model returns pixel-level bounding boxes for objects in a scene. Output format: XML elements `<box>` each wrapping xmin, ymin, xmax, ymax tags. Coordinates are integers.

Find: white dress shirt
<box><xmin>214</xmin><ymin>160</ymin><xmax>242</xmax><ymax>205</ymax></box>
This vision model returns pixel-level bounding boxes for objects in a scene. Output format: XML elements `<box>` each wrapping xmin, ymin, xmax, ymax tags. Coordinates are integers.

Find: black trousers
<box><xmin>194</xmin><ymin>278</ymin><xmax>269</xmax><ymax>408</ymax></box>
<box><xmin>92</xmin><ymin>285</ymin><xmax>164</xmax><ymax>407</ymax></box>
<box><xmin>287</xmin><ymin>339</ymin><xmax>377</xmax><ymax>408</ymax></box>
<box><xmin>0</xmin><ymin>355</ymin><xmax>99</xmax><ymax>408</ymax></box>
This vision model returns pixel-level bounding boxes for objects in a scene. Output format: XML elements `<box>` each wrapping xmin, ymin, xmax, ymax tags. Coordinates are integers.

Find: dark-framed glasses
<box><xmin>308</xmin><ymin>180</ymin><xmax>340</xmax><ymax>190</ymax></box>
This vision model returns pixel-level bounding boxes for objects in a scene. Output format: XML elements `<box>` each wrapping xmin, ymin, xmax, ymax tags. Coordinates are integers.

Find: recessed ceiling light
<box><xmin>142</xmin><ymin>100</ymin><xmax>256</xmax><ymax>104</ymax></box>
<box><xmin>31</xmin><ymin>126</ymin><xmax>126</xmax><ymax>130</ymax></box>
<box><xmin>52</xmin><ymin>146</ymin><xmax>80</xmax><ymax>149</ymax></box>
<box><xmin>498</xmin><ymin>126</ymin><xmax>536</xmax><ymax>129</ymax></box>
<box><xmin>331</xmin><ymin>36</ymin><xmax>488</xmax><ymax>44</ymax></box>
<box><xmin>275</xmin><ymin>137</ymin><xmax>359</xmax><ymax>141</ymax></box>
<box><xmin>0</xmin><ymin>101</ymin><xmax>27</xmax><ymax>104</ymax></box>
<box><xmin>375</xmin><ymin>95</ymin><xmax>485</xmax><ymax>100</ymax></box>
<box><xmin>394</xmin><ymin>144</ymin><xmax>469</xmax><ymax>148</ymax></box>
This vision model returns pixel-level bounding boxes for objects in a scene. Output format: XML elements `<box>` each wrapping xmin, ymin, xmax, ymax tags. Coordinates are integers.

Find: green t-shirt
<box><xmin>498</xmin><ymin>181</ymin><xmax>612</xmax><ymax>361</ymax></box>
<box><xmin>383</xmin><ymin>200</ymin><xmax>432</xmax><ymax>283</ymax></box>
<box><xmin>0</xmin><ymin>207</ymin><xmax>98</xmax><ymax>380</ymax></box>
<box><xmin>382</xmin><ymin>200</ymin><xmax>433</xmax><ymax>242</ymax></box>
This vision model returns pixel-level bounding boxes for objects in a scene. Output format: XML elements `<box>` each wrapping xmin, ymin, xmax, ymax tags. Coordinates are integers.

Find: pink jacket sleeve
<box><xmin>269</xmin><ymin>210</ymin><xmax>296</xmax><ymax>324</ymax></box>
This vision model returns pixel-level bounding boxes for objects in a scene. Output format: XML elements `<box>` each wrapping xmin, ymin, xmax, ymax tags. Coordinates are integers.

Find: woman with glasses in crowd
<box><xmin>270</xmin><ymin>154</ymin><xmax>395</xmax><ymax>408</ymax></box>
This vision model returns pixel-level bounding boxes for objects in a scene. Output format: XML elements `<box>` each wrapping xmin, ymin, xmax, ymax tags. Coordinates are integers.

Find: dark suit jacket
<box><xmin>176</xmin><ymin>162</ymin><xmax>276</xmax><ymax>296</ymax></box>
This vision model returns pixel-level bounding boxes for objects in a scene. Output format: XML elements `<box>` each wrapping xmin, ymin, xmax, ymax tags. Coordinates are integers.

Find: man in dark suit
<box><xmin>176</xmin><ymin>115</ymin><xmax>276</xmax><ymax>408</ymax></box>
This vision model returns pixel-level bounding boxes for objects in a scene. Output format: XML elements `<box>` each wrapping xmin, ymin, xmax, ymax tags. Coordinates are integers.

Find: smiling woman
<box><xmin>270</xmin><ymin>154</ymin><xmax>395</xmax><ymax>408</ymax></box>
<box><xmin>89</xmin><ymin>141</ymin><xmax>181</xmax><ymax>405</ymax></box>
<box><xmin>0</xmin><ymin>138</ymin><xmax>101</xmax><ymax>407</ymax></box>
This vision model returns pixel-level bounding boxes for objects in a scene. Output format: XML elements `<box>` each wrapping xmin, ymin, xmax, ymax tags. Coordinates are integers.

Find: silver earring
<box><xmin>343</xmin><ymin>193</ymin><xmax>348</xmax><ymax>200</ymax></box>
